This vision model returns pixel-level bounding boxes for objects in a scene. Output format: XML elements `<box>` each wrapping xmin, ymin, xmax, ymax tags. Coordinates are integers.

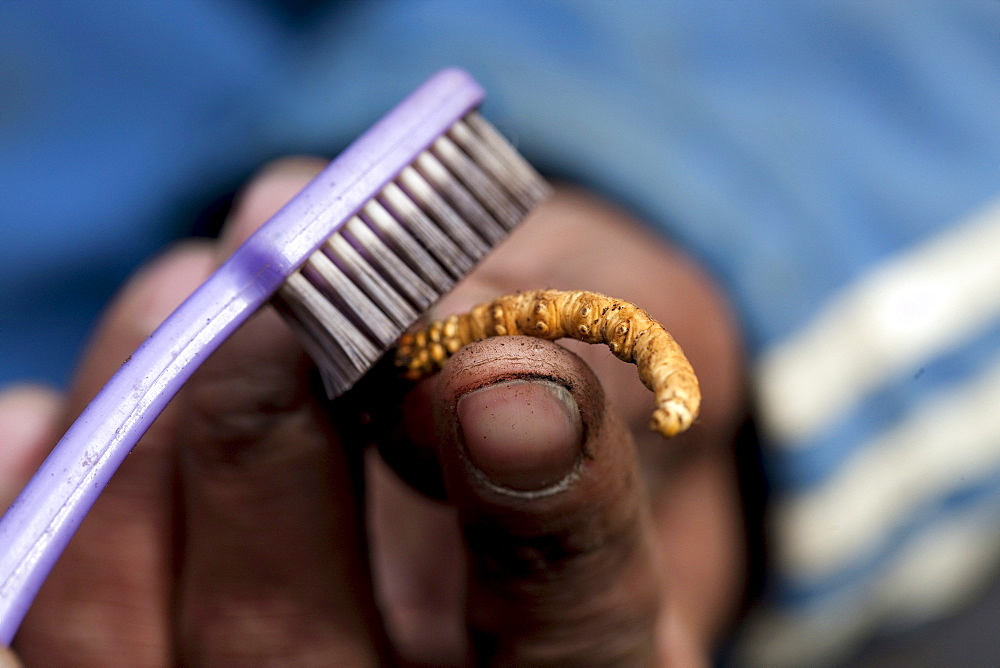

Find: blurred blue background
<box><xmin>3</xmin><ymin>2</ymin><xmax>1000</xmax><ymax>664</ymax></box>
<box><xmin>5</xmin><ymin>1</ymin><xmax>998</xmax><ymax>389</ymax></box>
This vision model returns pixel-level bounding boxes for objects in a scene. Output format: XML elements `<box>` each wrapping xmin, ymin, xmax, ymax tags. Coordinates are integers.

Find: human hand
<box><xmin>0</xmin><ymin>158</ymin><xmax>747</xmax><ymax>665</ymax></box>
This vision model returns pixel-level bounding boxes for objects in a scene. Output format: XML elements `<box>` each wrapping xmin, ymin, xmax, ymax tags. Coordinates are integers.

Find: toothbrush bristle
<box><xmin>274</xmin><ymin>111</ymin><xmax>550</xmax><ymax>397</ymax></box>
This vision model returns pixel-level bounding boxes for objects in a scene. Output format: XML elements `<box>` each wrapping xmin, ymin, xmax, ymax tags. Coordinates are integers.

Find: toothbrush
<box><xmin>0</xmin><ymin>68</ymin><xmax>550</xmax><ymax>643</ymax></box>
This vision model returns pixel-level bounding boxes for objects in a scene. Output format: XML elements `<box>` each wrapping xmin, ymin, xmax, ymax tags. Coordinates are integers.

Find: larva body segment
<box><xmin>395</xmin><ymin>289</ymin><xmax>701</xmax><ymax>438</ymax></box>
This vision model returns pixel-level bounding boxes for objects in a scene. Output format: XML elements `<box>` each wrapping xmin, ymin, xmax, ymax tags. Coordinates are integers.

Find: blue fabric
<box><xmin>3</xmin><ymin>0</ymin><xmax>1000</xmax><ymax>660</ymax></box>
<box><xmin>5</xmin><ymin>1</ymin><xmax>999</xmax><ymax>382</ymax></box>
<box><xmin>773</xmin><ymin>319</ymin><xmax>1000</xmax><ymax>491</ymax></box>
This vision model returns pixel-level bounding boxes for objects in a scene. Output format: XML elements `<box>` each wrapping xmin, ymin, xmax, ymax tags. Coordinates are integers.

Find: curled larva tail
<box><xmin>395</xmin><ymin>289</ymin><xmax>701</xmax><ymax>439</ymax></box>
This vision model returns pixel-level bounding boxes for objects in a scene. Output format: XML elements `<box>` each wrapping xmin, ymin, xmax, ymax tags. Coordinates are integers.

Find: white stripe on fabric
<box><xmin>738</xmin><ymin>505</ymin><xmax>1000</xmax><ymax>667</ymax></box>
<box><xmin>757</xmin><ymin>198</ymin><xmax>1000</xmax><ymax>447</ymax></box>
<box><xmin>775</xmin><ymin>352</ymin><xmax>1000</xmax><ymax>579</ymax></box>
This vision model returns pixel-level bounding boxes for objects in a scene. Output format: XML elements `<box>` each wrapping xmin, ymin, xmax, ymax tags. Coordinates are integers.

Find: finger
<box><xmin>434</xmin><ymin>337</ymin><xmax>665</xmax><ymax>666</ymax></box>
<box><xmin>15</xmin><ymin>242</ymin><xmax>216</xmax><ymax>665</ymax></box>
<box><xmin>0</xmin><ymin>646</ymin><xmax>21</xmax><ymax>668</ymax></box>
<box><xmin>373</xmin><ymin>184</ymin><xmax>746</xmax><ymax>662</ymax></box>
<box><xmin>0</xmin><ymin>385</ymin><xmax>62</xmax><ymax>511</ymax></box>
<box><xmin>175</xmin><ymin>158</ymin><xmax>387</xmax><ymax>664</ymax></box>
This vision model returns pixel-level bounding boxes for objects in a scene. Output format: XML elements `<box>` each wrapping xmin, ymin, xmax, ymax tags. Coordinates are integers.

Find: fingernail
<box><xmin>457</xmin><ymin>379</ymin><xmax>584</xmax><ymax>493</ymax></box>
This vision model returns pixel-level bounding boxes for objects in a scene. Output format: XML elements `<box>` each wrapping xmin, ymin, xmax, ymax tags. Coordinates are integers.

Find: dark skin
<box><xmin>0</xmin><ymin>158</ymin><xmax>747</xmax><ymax>666</ymax></box>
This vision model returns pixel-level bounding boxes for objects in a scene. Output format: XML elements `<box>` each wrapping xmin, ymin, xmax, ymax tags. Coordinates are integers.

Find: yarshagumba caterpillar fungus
<box><xmin>395</xmin><ymin>289</ymin><xmax>701</xmax><ymax>438</ymax></box>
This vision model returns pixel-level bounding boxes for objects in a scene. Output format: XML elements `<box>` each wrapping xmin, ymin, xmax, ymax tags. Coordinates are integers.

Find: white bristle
<box><xmin>273</xmin><ymin>111</ymin><xmax>551</xmax><ymax>398</ymax></box>
<box><xmin>449</xmin><ymin>119</ymin><xmax>540</xmax><ymax>210</ymax></box>
<box><xmin>379</xmin><ymin>182</ymin><xmax>474</xmax><ymax>277</ymax></box>
<box><xmin>343</xmin><ymin>216</ymin><xmax>439</xmax><ymax>308</ymax></box>
<box><xmin>397</xmin><ymin>165</ymin><xmax>491</xmax><ymax>258</ymax></box>
<box><xmin>463</xmin><ymin>113</ymin><xmax>551</xmax><ymax>205</ymax></box>
<box><xmin>276</xmin><ymin>273</ymin><xmax>383</xmax><ymax>396</ymax></box>
<box><xmin>432</xmin><ymin>135</ymin><xmax>525</xmax><ymax>229</ymax></box>
<box><xmin>415</xmin><ymin>151</ymin><xmax>508</xmax><ymax>244</ymax></box>
<box><xmin>360</xmin><ymin>198</ymin><xmax>454</xmax><ymax>292</ymax></box>
<box><xmin>303</xmin><ymin>252</ymin><xmax>397</xmax><ymax>346</ymax></box>
<box><xmin>324</xmin><ymin>235</ymin><xmax>417</xmax><ymax>328</ymax></box>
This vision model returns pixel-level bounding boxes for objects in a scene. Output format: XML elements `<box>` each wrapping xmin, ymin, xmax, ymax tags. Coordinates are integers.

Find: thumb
<box><xmin>434</xmin><ymin>336</ymin><xmax>665</xmax><ymax>666</ymax></box>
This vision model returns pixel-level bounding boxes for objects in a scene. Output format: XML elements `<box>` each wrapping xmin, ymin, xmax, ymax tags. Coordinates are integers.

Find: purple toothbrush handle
<box><xmin>0</xmin><ymin>68</ymin><xmax>484</xmax><ymax>644</ymax></box>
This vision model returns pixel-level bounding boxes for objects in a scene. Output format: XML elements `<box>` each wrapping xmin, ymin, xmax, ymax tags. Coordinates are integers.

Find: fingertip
<box><xmin>0</xmin><ymin>385</ymin><xmax>62</xmax><ymax>452</ymax></box>
<box><xmin>0</xmin><ymin>385</ymin><xmax>62</xmax><ymax>508</ymax></box>
<box><xmin>219</xmin><ymin>156</ymin><xmax>328</xmax><ymax>253</ymax></box>
<box><xmin>432</xmin><ymin>337</ymin><xmax>663</xmax><ymax>665</ymax></box>
<box><xmin>122</xmin><ymin>241</ymin><xmax>218</xmax><ymax>334</ymax></box>
<box><xmin>0</xmin><ymin>645</ymin><xmax>22</xmax><ymax>667</ymax></box>
<box><xmin>67</xmin><ymin>241</ymin><xmax>216</xmax><ymax>409</ymax></box>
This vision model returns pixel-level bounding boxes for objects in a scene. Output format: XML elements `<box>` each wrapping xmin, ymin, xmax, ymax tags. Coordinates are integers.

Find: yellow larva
<box><xmin>395</xmin><ymin>289</ymin><xmax>700</xmax><ymax>438</ymax></box>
